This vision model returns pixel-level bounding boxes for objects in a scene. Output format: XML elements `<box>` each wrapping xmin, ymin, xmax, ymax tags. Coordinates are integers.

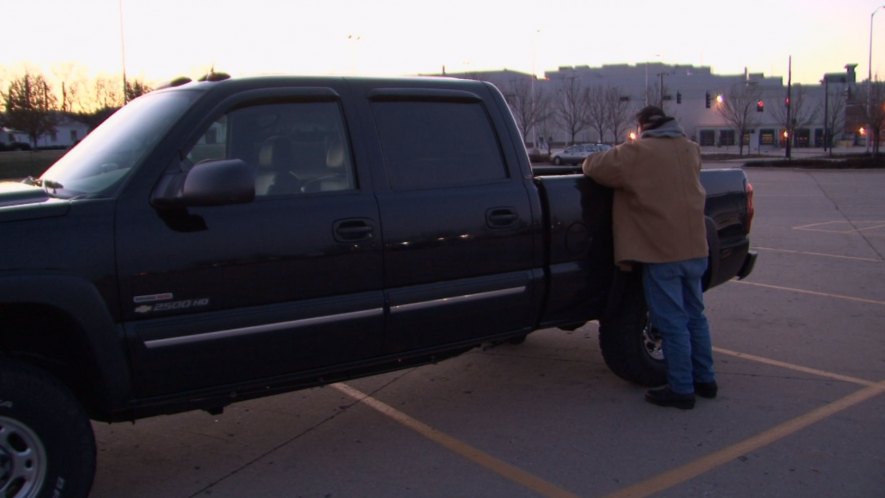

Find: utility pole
<box><xmin>119</xmin><ymin>0</ymin><xmax>128</xmax><ymax>104</ymax></box>
<box><xmin>786</xmin><ymin>56</ymin><xmax>792</xmax><ymax>160</ymax></box>
<box><xmin>658</xmin><ymin>72</ymin><xmax>667</xmax><ymax>109</ymax></box>
<box><xmin>869</xmin><ymin>6</ymin><xmax>884</xmax><ymax>157</ymax></box>
<box><xmin>823</xmin><ymin>75</ymin><xmax>829</xmax><ymax>154</ymax></box>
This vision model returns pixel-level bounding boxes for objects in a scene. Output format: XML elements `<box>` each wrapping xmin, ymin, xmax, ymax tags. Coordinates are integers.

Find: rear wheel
<box><xmin>598</xmin><ymin>273</ymin><xmax>667</xmax><ymax>386</ymax></box>
<box><xmin>0</xmin><ymin>360</ymin><xmax>96</xmax><ymax>498</ymax></box>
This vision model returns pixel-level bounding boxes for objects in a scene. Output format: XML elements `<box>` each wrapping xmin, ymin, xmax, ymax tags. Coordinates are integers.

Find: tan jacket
<box><xmin>582</xmin><ymin>136</ymin><xmax>708</xmax><ymax>265</ymax></box>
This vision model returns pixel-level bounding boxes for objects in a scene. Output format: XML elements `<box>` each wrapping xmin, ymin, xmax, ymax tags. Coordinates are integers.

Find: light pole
<box><xmin>347</xmin><ymin>34</ymin><xmax>361</xmax><ymax>75</ymax></box>
<box><xmin>786</xmin><ymin>56</ymin><xmax>792</xmax><ymax>159</ymax></box>
<box><xmin>531</xmin><ymin>28</ymin><xmax>540</xmax><ymax>151</ymax></box>
<box><xmin>868</xmin><ymin>5</ymin><xmax>885</xmax><ymax>154</ymax></box>
<box><xmin>657</xmin><ymin>72</ymin><xmax>668</xmax><ymax>109</ymax></box>
<box><xmin>119</xmin><ymin>0</ymin><xmax>128</xmax><ymax>104</ymax></box>
<box><xmin>823</xmin><ymin>75</ymin><xmax>830</xmax><ymax>153</ymax></box>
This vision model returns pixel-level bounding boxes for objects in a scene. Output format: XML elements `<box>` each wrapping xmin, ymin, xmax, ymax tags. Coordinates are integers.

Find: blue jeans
<box><xmin>642</xmin><ymin>257</ymin><xmax>715</xmax><ymax>395</ymax></box>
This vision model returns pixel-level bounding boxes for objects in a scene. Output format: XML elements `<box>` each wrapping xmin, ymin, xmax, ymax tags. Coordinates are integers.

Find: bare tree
<box><xmin>769</xmin><ymin>84</ymin><xmax>818</xmax><ymax>148</ymax></box>
<box><xmin>52</xmin><ymin>63</ymin><xmax>90</xmax><ymax>113</ymax></box>
<box><xmin>586</xmin><ymin>85</ymin><xmax>608</xmax><ymax>142</ymax></box>
<box><xmin>587</xmin><ymin>86</ymin><xmax>635</xmax><ymax>143</ymax></box>
<box><xmin>606</xmin><ymin>89</ymin><xmax>634</xmax><ymax>144</ymax></box>
<box><xmin>716</xmin><ymin>82</ymin><xmax>763</xmax><ymax>156</ymax></box>
<box><xmin>820</xmin><ymin>82</ymin><xmax>847</xmax><ymax>154</ymax></box>
<box><xmin>555</xmin><ymin>77</ymin><xmax>590</xmax><ymax>144</ymax></box>
<box><xmin>501</xmin><ymin>77</ymin><xmax>550</xmax><ymax>147</ymax></box>
<box><xmin>94</xmin><ymin>76</ymin><xmax>123</xmax><ymax>111</ymax></box>
<box><xmin>2</xmin><ymin>72</ymin><xmax>58</xmax><ymax>147</ymax></box>
<box><xmin>858</xmin><ymin>81</ymin><xmax>885</xmax><ymax>156</ymax></box>
<box><xmin>535</xmin><ymin>111</ymin><xmax>556</xmax><ymax>153</ymax></box>
<box><xmin>125</xmin><ymin>79</ymin><xmax>152</xmax><ymax>102</ymax></box>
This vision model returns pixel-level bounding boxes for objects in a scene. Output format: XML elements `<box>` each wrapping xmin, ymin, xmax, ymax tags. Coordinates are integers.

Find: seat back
<box><xmin>302</xmin><ymin>137</ymin><xmax>353</xmax><ymax>193</ymax></box>
<box><xmin>255</xmin><ymin>136</ymin><xmax>300</xmax><ymax>196</ymax></box>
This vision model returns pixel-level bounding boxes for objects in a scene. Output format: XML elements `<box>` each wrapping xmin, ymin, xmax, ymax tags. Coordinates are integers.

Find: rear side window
<box><xmin>372</xmin><ymin>101</ymin><xmax>507</xmax><ymax>191</ymax></box>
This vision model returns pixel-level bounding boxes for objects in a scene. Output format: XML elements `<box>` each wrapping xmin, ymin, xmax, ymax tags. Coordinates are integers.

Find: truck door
<box><xmin>365</xmin><ymin>87</ymin><xmax>543</xmax><ymax>352</ymax></box>
<box><xmin>116</xmin><ymin>89</ymin><xmax>384</xmax><ymax>397</ymax></box>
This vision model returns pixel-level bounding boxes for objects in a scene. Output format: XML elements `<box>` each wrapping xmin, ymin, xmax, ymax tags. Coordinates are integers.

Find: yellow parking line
<box><xmin>602</xmin><ymin>380</ymin><xmax>885</xmax><ymax>498</ymax></box>
<box><xmin>733</xmin><ymin>280</ymin><xmax>885</xmax><ymax>306</ymax></box>
<box><xmin>753</xmin><ymin>246</ymin><xmax>882</xmax><ymax>262</ymax></box>
<box><xmin>335</xmin><ymin>343</ymin><xmax>881</xmax><ymax>498</ymax></box>
<box><xmin>331</xmin><ymin>382</ymin><xmax>580</xmax><ymax>498</ymax></box>
<box><xmin>714</xmin><ymin>347</ymin><xmax>877</xmax><ymax>387</ymax></box>
<box><xmin>793</xmin><ymin>220</ymin><xmax>885</xmax><ymax>233</ymax></box>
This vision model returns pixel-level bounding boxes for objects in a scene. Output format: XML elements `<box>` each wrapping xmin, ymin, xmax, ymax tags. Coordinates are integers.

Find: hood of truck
<box><xmin>0</xmin><ymin>181</ymin><xmax>70</xmax><ymax>221</ymax></box>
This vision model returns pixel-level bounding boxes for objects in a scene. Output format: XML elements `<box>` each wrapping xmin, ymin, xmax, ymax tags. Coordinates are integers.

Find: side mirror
<box><xmin>152</xmin><ymin>158</ymin><xmax>255</xmax><ymax>208</ymax></box>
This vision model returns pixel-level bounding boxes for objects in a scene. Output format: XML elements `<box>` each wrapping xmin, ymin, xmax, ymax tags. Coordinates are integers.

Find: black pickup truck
<box><xmin>0</xmin><ymin>76</ymin><xmax>755</xmax><ymax>497</ymax></box>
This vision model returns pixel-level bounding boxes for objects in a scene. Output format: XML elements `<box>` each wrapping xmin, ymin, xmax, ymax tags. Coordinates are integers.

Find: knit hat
<box><xmin>635</xmin><ymin>105</ymin><xmax>672</xmax><ymax>131</ymax></box>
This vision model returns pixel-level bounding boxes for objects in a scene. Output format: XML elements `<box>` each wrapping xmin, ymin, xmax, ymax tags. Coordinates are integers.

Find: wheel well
<box><xmin>0</xmin><ymin>303</ymin><xmax>105</xmax><ymax>417</ymax></box>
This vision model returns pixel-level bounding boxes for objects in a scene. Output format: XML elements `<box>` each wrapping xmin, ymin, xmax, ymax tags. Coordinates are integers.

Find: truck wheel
<box><xmin>552</xmin><ymin>156</ymin><xmax>562</xmax><ymax>165</ymax></box>
<box><xmin>598</xmin><ymin>275</ymin><xmax>667</xmax><ymax>387</ymax></box>
<box><xmin>0</xmin><ymin>360</ymin><xmax>96</xmax><ymax>498</ymax></box>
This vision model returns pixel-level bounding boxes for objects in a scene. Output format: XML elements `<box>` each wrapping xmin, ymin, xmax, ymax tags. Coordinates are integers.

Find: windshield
<box><xmin>40</xmin><ymin>90</ymin><xmax>197</xmax><ymax>198</ymax></box>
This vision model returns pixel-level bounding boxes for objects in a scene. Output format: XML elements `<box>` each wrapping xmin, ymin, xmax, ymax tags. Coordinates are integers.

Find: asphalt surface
<box><xmin>89</xmin><ymin>166</ymin><xmax>885</xmax><ymax>498</ymax></box>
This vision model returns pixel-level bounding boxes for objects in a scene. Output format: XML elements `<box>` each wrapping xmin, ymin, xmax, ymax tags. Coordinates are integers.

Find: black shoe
<box><xmin>645</xmin><ymin>387</ymin><xmax>695</xmax><ymax>410</ymax></box>
<box><xmin>694</xmin><ymin>381</ymin><xmax>718</xmax><ymax>399</ymax></box>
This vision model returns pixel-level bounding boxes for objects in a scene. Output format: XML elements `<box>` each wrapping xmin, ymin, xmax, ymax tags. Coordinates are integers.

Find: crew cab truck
<box><xmin>0</xmin><ymin>76</ymin><xmax>755</xmax><ymax>497</ymax></box>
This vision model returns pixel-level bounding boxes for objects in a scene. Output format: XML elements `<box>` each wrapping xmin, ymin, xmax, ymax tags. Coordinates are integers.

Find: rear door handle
<box><xmin>486</xmin><ymin>207</ymin><xmax>519</xmax><ymax>228</ymax></box>
<box><xmin>334</xmin><ymin>218</ymin><xmax>375</xmax><ymax>242</ymax></box>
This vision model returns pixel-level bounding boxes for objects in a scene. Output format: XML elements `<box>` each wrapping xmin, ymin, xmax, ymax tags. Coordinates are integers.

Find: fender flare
<box><xmin>0</xmin><ymin>274</ymin><xmax>131</xmax><ymax>418</ymax></box>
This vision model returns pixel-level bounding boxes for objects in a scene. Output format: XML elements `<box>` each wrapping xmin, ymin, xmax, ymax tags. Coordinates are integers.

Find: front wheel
<box><xmin>598</xmin><ymin>272</ymin><xmax>667</xmax><ymax>387</ymax></box>
<box><xmin>0</xmin><ymin>360</ymin><xmax>96</xmax><ymax>498</ymax></box>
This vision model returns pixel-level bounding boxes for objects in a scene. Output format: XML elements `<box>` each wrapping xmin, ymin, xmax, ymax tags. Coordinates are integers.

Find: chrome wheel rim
<box><xmin>642</xmin><ymin>320</ymin><xmax>665</xmax><ymax>362</ymax></box>
<box><xmin>0</xmin><ymin>416</ymin><xmax>47</xmax><ymax>498</ymax></box>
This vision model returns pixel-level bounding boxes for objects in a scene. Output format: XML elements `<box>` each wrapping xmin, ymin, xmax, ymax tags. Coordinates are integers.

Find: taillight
<box><xmin>745</xmin><ymin>182</ymin><xmax>755</xmax><ymax>233</ymax></box>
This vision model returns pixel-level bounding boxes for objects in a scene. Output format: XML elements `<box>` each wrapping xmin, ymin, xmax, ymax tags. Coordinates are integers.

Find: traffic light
<box><xmin>676</xmin><ymin>91</ymin><xmax>682</xmax><ymax>104</ymax></box>
<box><xmin>756</xmin><ymin>100</ymin><xmax>765</xmax><ymax>112</ymax></box>
<box><xmin>705</xmin><ymin>92</ymin><xmax>711</xmax><ymax>108</ymax></box>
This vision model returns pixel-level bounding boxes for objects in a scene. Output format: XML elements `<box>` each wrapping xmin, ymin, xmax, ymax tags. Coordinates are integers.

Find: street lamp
<box><xmin>347</xmin><ymin>34</ymin><xmax>361</xmax><ymax>74</ymax></box>
<box><xmin>867</xmin><ymin>5</ymin><xmax>885</xmax><ymax>152</ymax></box>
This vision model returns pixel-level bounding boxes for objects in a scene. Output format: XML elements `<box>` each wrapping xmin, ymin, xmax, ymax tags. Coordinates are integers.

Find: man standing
<box><xmin>583</xmin><ymin>106</ymin><xmax>717</xmax><ymax>410</ymax></box>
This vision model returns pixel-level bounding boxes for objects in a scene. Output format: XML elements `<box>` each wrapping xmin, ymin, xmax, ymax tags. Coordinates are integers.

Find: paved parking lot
<box><xmin>89</xmin><ymin>166</ymin><xmax>885</xmax><ymax>498</ymax></box>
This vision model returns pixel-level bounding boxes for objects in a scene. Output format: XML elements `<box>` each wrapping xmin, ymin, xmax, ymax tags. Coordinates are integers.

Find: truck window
<box><xmin>185</xmin><ymin>101</ymin><xmax>356</xmax><ymax>196</ymax></box>
<box><xmin>371</xmin><ymin>101</ymin><xmax>507</xmax><ymax>191</ymax></box>
<box><xmin>41</xmin><ymin>91</ymin><xmax>196</xmax><ymax>198</ymax></box>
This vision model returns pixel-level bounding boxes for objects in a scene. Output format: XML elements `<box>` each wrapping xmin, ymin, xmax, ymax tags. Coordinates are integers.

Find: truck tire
<box><xmin>0</xmin><ymin>360</ymin><xmax>96</xmax><ymax>498</ymax></box>
<box><xmin>598</xmin><ymin>274</ymin><xmax>667</xmax><ymax>387</ymax></box>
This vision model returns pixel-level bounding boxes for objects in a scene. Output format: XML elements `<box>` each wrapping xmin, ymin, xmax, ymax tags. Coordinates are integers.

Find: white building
<box><xmin>444</xmin><ymin>63</ymin><xmax>864</xmax><ymax>151</ymax></box>
<box><xmin>0</xmin><ymin>127</ymin><xmax>29</xmax><ymax>148</ymax></box>
<box><xmin>1</xmin><ymin>114</ymin><xmax>90</xmax><ymax>149</ymax></box>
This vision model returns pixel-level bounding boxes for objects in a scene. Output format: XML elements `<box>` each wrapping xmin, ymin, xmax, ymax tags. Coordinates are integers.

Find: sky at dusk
<box><xmin>2</xmin><ymin>0</ymin><xmax>884</xmax><ymax>87</ymax></box>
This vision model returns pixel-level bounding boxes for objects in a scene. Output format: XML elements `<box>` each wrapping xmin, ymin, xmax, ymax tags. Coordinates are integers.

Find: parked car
<box><xmin>551</xmin><ymin>143</ymin><xmax>610</xmax><ymax>165</ymax></box>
